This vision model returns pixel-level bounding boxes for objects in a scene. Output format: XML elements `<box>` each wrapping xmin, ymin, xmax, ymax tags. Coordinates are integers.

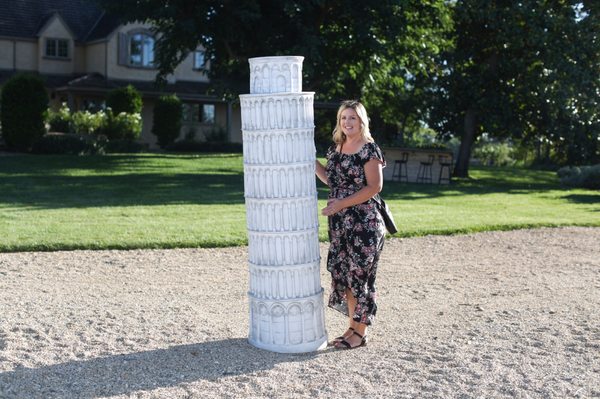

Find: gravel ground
<box><xmin>0</xmin><ymin>227</ymin><xmax>599</xmax><ymax>398</ymax></box>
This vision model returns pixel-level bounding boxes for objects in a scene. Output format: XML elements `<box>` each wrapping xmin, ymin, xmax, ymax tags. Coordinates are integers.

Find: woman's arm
<box><xmin>315</xmin><ymin>160</ymin><xmax>329</xmax><ymax>186</ymax></box>
<box><xmin>321</xmin><ymin>159</ymin><xmax>383</xmax><ymax>216</ymax></box>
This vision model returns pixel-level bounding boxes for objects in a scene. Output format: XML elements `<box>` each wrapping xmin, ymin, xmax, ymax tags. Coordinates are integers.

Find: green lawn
<box><xmin>0</xmin><ymin>153</ymin><xmax>598</xmax><ymax>252</ymax></box>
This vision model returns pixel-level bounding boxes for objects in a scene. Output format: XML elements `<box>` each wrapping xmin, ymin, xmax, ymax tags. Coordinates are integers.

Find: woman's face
<box><xmin>340</xmin><ymin>108</ymin><xmax>361</xmax><ymax>139</ymax></box>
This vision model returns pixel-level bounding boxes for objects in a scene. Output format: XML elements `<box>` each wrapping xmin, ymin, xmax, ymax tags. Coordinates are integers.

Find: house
<box><xmin>0</xmin><ymin>0</ymin><xmax>242</xmax><ymax>147</ymax></box>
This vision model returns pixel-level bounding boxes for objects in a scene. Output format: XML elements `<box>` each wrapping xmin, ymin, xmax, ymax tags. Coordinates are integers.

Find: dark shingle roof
<box><xmin>0</xmin><ymin>70</ymin><xmax>218</xmax><ymax>101</ymax></box>
<box><xmin>62</xmin><ymin>73</ymin><xmax>217</xmax><ymax>101</ymax></box>
<box><xmin>0</xmin><ymin>0</ymin><xmax>120</xmax><ymax>42</ymax></box>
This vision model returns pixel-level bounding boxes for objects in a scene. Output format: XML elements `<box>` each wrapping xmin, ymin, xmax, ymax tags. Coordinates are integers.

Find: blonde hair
<box><xmin>332</xmin><ymin>100</ymin><xmax>374</xmax><ymax>145</ymax></box>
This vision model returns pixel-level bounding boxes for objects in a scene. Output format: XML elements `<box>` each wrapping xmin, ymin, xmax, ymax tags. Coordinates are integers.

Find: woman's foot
<box><xmin>330</xmin><ymin>327</ymin><xmax>355</xmax><ymax>345</ymax></box>
<box><xmin>334</xmin><ymin>331</ymin><xmax>367</xmax><ymax>350</ymax></box>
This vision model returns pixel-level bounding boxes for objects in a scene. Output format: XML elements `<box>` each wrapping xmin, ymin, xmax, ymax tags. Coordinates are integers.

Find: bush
<box><xmin>46</xmin><ymin>103</ymin><xmax>71</xmax><ymax>133</ymax></box>
<box><xmin>97</xmin><ymin>110</ymin><xmax>142</xmax><ymax>141</ymax></box>
<box><xmin>106</xmin><ymin>85</ymin><xmax>142</xmax><ymax>114</ymax></box>
<box><xmin>104</xmin><ymin>139</ymin><xmax>146</xmax><ymax>153</ymax></box>
<box><xmin>152</xmin><ymin>95</ymin><xmax>182</xmax><ymax>148</ymax></box>
<box><xmin>557</xmin><ymin>164</ymin><xmax>600</xmax><ymax>190</ymax></box>
<box><xmin>204</xmin><ymin>126</ymin><xmax>228</xmax><ymax>142</ymax></box>
<box><xmin>0</xmin><ymin>73</ymin><xmax>49</xmax><ymax>151</ymax></box>
<box><xmin>472</xmin><ymin>141</ymin><xmax>515</xmax><ymax>166</ymax></box>
<box><xmin>70</xmin><ymin>110</ymin><xmax>104</xmax><ymax>135</ymax></box>
<box><xmin>31</xmin><ymin>133</ymin><xmax>106</xmax><ymax>155</ymax></box>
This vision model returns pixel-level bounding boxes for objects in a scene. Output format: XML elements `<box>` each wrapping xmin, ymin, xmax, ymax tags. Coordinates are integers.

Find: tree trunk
<box><xmin>454</xmin><ymin>108</ymin><xmax>478</xmax><ymax>178</ymax></box>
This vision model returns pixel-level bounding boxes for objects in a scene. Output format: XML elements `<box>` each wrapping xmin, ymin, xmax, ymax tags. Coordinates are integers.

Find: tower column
<box><xmin>241</xmin><ymin>56</ymin><xmax>327</xmax><ymax>353</ymax></box>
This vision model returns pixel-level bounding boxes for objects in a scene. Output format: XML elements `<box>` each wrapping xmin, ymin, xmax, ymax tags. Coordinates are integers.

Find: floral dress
<box><xmin>325</xmin><ymin>142</ymin><xmax>386</xmax><ymax>325</ymax></box>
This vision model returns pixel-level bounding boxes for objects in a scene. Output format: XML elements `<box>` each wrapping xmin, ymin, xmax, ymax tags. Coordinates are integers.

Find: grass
<box><xmin>0</xmin><ymin>153</ymin><xmax>598</xmax><ymax>252</ymax></box>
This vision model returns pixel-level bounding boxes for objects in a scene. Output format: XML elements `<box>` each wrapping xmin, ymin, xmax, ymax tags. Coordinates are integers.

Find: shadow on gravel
<box><xmin>0</xmin><ymin>338</ymin><xmax>322</xmax><ymax>398</ymax></box>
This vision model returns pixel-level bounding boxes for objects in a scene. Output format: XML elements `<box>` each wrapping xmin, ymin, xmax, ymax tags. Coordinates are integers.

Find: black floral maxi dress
<box><xmin>325</xmin><ymin>142</ymin><xmax>386</xmax><ymax>325</ymax></box>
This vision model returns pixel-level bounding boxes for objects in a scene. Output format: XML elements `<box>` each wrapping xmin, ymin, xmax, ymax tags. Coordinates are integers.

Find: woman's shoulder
<box><xmin>359</xmin><ymin>141</ymin><xmax>385</xmax><ymax>165</ymax></box>
<box><xmin>359</xmin><ymin>141</ymin><xmax>382</xmax><ymax>156</ymax></box>
<box><xmin>366</xmin><ymin>141</ymin><xmax>382</xmax><ymax>152</ymax></box>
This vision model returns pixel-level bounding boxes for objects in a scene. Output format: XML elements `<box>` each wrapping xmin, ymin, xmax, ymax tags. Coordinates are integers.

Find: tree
<box><xmin>431</xmin><ymin>1</ymin><xmax>599</xmax><ymax>177</ymax></box>
<box><xmin>99</xmin><ymin>0</ymin><xmax>453</xmax><ymax>137</ymax></box>
<box><xmin>0</xmin><ymin>74</ymin><xmax>48</xmax><ymax>151</ymax></box>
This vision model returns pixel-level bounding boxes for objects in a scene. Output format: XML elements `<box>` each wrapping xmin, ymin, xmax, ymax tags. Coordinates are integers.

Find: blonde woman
<box><xmin>315</xmin><ymin>100</ymin><xmax>386</xmax><ymax>349</ymax></box>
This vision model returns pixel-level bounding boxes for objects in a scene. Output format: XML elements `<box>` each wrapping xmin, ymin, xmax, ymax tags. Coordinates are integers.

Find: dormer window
<box><xmin>118</xmin><ymin>30</ymin><xmax>155</xmax><ymax>68</ymax></box>
<box><xmin>45</xmin><ymin>38</ymin><xmax>69</xmax><ymax>59</ymax></box>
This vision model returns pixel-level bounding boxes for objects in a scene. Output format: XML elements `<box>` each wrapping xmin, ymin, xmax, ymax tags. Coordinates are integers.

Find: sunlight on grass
<box><xmin>0</xmin><ymin>155</ymin><xmax>598</xmax><ymax>252</ymax></box>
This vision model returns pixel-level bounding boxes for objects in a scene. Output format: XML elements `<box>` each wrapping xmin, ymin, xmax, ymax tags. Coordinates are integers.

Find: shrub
<box><xmin>557</xmin><ymin>164</ymin><xmax>600</xmax><ymax>190</ymax></box>
<box><xmin>70</xmin><ymin>110</ymin><xmax>104</xmax><ymax>135</ymax></box>
<box><xmin>106</xmin><ymin>85</ymin><xmax>142</xmax><ymax>114</ymax></box>
<box><xmin>31</xmin><ymin>133</ymin><xmax>106</xmax><ymax>155</ymax></box>
<box><xmin>204</xmin><ymin>126</ymin><xmax>228</xmax><ymax>142</ymax></box>
<box><xmin>0</xmin><ymin>73</ymin><xmax>49</xmax><ymax>151</ymax></box>
<box><xmin>152</xmin><ymin>95</ymin><xmax>182</xmax><ymax>148</ymax></box>
<box><xmin>97</xmin><ymin>110</ymin><xmax>142</xmax><ymax>140</ymax></box>
<box><xmin>46</xmin><ymin>103</ymin><xmax>71</xmax><ymax>133</ymax></box>
<box><xmin>104</xmin><ymin>139</ymin><xmax>146</xmax><ymax>153</ymax></box>
<box><xmin>472</xmin><ymin>142</ymin><xmax>515</xmax><ymax>166</ymax></box>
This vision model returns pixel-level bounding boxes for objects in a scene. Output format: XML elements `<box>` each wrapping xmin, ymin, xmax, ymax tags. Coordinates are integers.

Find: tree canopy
<box><xmin>432</xmin><ymin>0</ymin><xmax>599</xmax><ymax>175</ymax></box>
<box><xmin>99</xmin><ymin>0</ymin><xmax>599</xmax><ymax>172</ymax></box>
<box><xmin>99</xmin><ymin>0</ymin><xmax>453</xmax><ymax>138</ymax></box>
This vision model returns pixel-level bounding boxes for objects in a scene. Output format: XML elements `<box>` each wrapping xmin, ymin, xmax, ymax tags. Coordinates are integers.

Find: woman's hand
<box><xmin>321</xmin><ymin>198</ymin><xmax>344</xmax><ymax>216</ymax></box>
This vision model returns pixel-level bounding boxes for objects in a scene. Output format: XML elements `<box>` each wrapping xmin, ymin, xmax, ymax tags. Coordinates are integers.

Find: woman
<box><xmin>315</xmin><ymin>100</ymin><xmax>386</xmax><ymax>349</ymax></box>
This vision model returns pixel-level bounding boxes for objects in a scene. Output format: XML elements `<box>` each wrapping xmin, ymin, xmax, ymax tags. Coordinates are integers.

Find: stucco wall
<box><xmin>139</xmin><ymin>99</ymin><xmax>156</xmax><ymax>146</ymax></box>
<box><xmin>106</xmin><ymin>22</ymin><xmax>208</xmax><ymax>83</ymax></box>
<box><xmin>74</xmin><ymin>45</ymin><xmax>86</xmax><ymax>73</ymax></box>
<box><xmin>15</xmin><ymin>41</ymin><xmax>37</xmax><ymax>71</ymax></box>
<box><xmin>230</xmin><ymin>103</ymin><xmax>242</xmax><ymax>143</ymax></box>
<box><xmin>37</xmin><ymin>16</ymin><xmax>75</xmax><ymax>75</ymax></box>
<box><xmin>171</xmin><ymin>50</ymin><xmax>209</xmax><ymax>83</ymax></box>
<box><xmin>106</xmin><ymin>22</ymin><xmax>156</xmax><ymax>81</ymax></box>
<box><xmin>0</xmin><ymin>39</ymin><xmax>13</xmax><ymax>69</ymax></box>
<box><xmin>86</xmin><ymin>42</ymin><xmax>106</xmax><ymax>75</ymax></box>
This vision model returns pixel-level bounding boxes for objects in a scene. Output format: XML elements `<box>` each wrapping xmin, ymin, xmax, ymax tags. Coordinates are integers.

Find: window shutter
<box><xmin>118</xmin><ymin>32</ymin><xmax>128</xmax><ymax>65</ymax></box>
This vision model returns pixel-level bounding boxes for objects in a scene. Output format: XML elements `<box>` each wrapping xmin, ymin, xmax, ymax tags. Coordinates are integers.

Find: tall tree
<box><xmin>431</xmin><ymin>0</ymin><xmax>599</xmax><ymax>177</ymax></box>
<box><xmin>98</xmin><ymin>0</ymin><xmax>453</xmax><ymax>138</ymax></box>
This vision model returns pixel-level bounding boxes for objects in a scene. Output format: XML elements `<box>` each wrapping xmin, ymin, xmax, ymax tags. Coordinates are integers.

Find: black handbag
<box><xmin>373</xmin><ymin>194</ymin><xmax>398</xmax><ymax>234</ymax></box>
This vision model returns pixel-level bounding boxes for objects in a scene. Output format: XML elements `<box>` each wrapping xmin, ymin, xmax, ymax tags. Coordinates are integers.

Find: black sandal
<box><xmin>335</xmin><ymin>331</ymin><xmax>368</xmax><ymax>350</ymax></box>
<box><xmin>330</xmin><ymin>327</ymin><xmax>355</xmax><ymax>345</ymax></box>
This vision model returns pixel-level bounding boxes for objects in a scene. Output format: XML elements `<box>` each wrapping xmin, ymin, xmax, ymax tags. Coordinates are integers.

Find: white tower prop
<box><xmin>240</xmin><ymin>56</ymin><xmax>328</xmax><ymax>353</ymax></box>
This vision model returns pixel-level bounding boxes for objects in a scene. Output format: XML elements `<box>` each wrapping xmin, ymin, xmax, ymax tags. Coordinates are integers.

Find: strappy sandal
<box><xmin>330</xmin><ymin>327</ymin><xmax>355</xmax><ymax>345</ymax></box>
<box><xmin>335</xmin><ymin>331</ymin><xmax>368</xmax><ymax>350</ymax></box>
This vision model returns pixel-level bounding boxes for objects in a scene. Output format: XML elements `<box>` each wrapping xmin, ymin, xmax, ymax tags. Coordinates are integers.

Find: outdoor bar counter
<box><xmin>381</xmin><ymin>147</ymin><xmax>454</xmax><ymax>184</ymax></box>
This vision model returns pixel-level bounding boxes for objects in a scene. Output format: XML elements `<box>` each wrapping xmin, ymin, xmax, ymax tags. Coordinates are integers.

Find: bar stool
<box><xmin>392</xmin><ymin>152</ymin><xmax>409</xmax><ymax>182</ymax></box>
<box><xmin>417</xmin><ymin>154</ymin><xmax>434</xmax><ymax>184</ymax></box>
<box><xmin>438</xmin><ymin>155</ymin><xmax>452</xmax><ymax>184</ymax></box>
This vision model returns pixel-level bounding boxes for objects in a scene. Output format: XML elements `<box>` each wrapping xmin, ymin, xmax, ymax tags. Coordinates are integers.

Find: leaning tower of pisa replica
<box><xmin>240</xmin><ymin>56</ymin><xmax>328</xmax><ymax>353</ymax></box>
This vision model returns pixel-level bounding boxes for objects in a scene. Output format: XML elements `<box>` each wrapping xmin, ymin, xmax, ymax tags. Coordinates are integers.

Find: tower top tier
<box><xmin>249</xmin><ymin>56</ymin><xmax>304</xmax><ymax>94</ymax></box>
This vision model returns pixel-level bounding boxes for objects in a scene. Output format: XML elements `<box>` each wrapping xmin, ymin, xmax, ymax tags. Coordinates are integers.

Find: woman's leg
<box><xmin>336</xmin><ymin>288</ymin><xmax>367</xmax><ymax>347</ymax></box>
<box><xmin>332</xmin><ymin>288</ymin><xmax>357</xmax><ymax>343</ymax></box>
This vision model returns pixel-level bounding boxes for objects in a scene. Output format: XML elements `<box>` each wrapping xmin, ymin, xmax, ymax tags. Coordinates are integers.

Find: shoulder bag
<box><xmin>373</xmin><ymin>194</ymin><xmax>398</xmax><ymax>234</ymax></box>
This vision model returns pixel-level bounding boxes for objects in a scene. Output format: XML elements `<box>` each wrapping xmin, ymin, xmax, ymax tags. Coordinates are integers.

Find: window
<box><xmin>194</xmin><ymin>51</ymin><xmax>206</xmax><ymax>70</ymax></box>
<box><xmin>182</xmin><ymin>103</ymin><xmax>200</xmax><ymax>122</ymax></box>
<box><xmin>182</xmin><ymin>103</ymin><xmax>215</xmax><ymax>124</ymax></box>
<box><xmin>201</xmin><ymin>104</ymin><xmax>215</xmax><ymax>124</ymax></box>
<box><xmin>45</xmin><ymin>38</ymin><xmax>69</xmax><ymax>58</ymax></box>
<box><xmin>129</xmin><ymin>33</ymin><xmax>155</xmax><ymax>67</ymax></box>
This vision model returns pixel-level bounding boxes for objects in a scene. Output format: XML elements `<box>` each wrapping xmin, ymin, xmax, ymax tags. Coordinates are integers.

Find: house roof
<box><xmin>60</xmin><ymin>73</ymin><xmax>218</xmax><ymax>102</ymax></box>
<box><xmin>0</xmin><ymin>0</ymin><xmax>120</xmax><ymax>42</ymax></box>
<box><xmin>0</xmin><ymin>70</ymin><xmax>218</xmax><ymax>102</ymax></box>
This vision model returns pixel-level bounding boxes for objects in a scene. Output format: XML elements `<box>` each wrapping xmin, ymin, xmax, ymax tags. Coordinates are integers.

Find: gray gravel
<box><xmin>0</xmin><ymin>227</ymin><xmax>599</xmax><ymax>398</ymax></box>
